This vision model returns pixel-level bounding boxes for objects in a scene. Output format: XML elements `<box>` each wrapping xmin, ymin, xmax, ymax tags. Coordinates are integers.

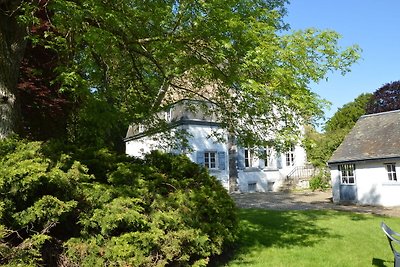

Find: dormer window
<box><xmin>138</xmin><ymin>124</ymin><xmax>145</xmax><ymax>133</ymax></box>
<box><xmin>165</xmin><ymin>109</ymin><xmax>172</xmax><ymax>122</ymax></box>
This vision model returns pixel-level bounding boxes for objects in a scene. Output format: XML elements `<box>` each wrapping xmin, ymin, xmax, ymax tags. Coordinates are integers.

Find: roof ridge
<box><xmin>360</xmin><ymin>109</ymin><xmax>400</xmax><ymax>119</ymax></box>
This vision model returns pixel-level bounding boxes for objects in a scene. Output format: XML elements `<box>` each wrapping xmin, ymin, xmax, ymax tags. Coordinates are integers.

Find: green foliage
<box><xmin>366</xmin><ymin>80</ymin><xmax>400</xmax><ymax>114</ymax></box>
<box><xmin>324</xmin><ymin>93</ymin><xmax>372</xmax><ymax>132</ymax></box>
<box><xmin>0</xmin><ymin>138</ymin><xmax>91</xmax><ymax>266</ymax></box>
<box><xmin>65</xmin><ymin>151</ymin><xmax>237</xmax><ymax>266</ymax></box>
<box><xmin>0</xmin><ymin>138</ymin><xmax>237</xmax><ymax>266</ymax></box>
<box><xmin>10</xmin><ymin>0</ymin><xmax>360</xmax><ymax>149</ymax></box>
<box><xmin>305</xmin><ymin>93</ymin><xmax>371</xmax><ymax>167</ymax></box>
<box><xmin>309</xmin><ymin>169</ymin><xmax>330</xmax><ymax>191</ymax></box>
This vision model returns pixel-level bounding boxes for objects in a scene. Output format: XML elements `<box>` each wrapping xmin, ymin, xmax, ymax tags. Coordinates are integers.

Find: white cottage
<box><xmin>328</xmin><ymin>110</ymin><xmax>400</xmax><ymax>207</ymax></box>
<box><xmin>125</xmin><ymin>100</ymin><xmax>309</xmax><ymax>192</ymax></box>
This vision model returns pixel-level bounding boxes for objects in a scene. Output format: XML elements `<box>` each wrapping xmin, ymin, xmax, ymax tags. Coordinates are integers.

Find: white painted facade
<box><xmin>328</xmin><ymin>111</ymin><xmax>400</xmax><ymax>207</ymax></box>
<box><xmin>330</xmin><ymin>160</ymin><xmax>400</xmax><ymax>207</ymax></box>
<box><xmin>126</xmin><ymin>120</ymin><xmax>308</xmax><ymax>192</ymax></box>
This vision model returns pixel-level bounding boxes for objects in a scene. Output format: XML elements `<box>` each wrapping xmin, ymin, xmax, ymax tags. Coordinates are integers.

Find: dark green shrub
<box><xmin>0</xmin><ymin>139</ymin><xmax>238</xmax><ymax>266</ymax></box>
<box><xmin>66</xmin><ymin>151</ymin><xmax>238</xmax><ymax>266</ymax></box>
<box><xmin>0</xmin><ymin>138</ymin><xmax>91</xmax><ymax>266</ymax></box>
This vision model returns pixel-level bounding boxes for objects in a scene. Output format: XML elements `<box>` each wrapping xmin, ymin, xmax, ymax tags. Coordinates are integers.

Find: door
<box><xmin>340</xmin><ymin>184</ymin><xmax>357</xmax><ymax>201</ymax></box>
<box><xmin>338</xmin><ymin>164</ymin><xmax>357</xmax><ymax>202</ymax></box>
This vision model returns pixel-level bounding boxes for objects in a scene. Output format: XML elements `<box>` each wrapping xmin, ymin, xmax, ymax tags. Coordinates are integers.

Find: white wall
<box><xmin>330</xmin><ymin>160</ymin><xmax>400</xmax><ymax>207</ymax></box>
<box><xmin>238</xmin><ymin>169</ymin><xmax>281</xmax><ymax>192</ymax></box>
<box><xmin>184</xmin><ymin>124</ymin><xmax>230</xmax><ymax>190</ymax></box>
<box><xmin>126</xmin><ymin>137</ymin><xmax>160</xmax><ymax>158</ymax></box>
<box><xmin>126</xmin><ymin>124</ymin><xmax>309</xmax><ymax>193</ymax></box>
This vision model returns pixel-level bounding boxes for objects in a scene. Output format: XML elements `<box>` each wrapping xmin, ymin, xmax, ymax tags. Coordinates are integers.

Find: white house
<box><xmin>125</xmin><ymin>100</ymin><xmax>309</xmax><ymax>192</ymax></box>
<box><xmin>328</xmin><ymin>110</ymin><xmax>400</xmax><ymax>207</ymax></box>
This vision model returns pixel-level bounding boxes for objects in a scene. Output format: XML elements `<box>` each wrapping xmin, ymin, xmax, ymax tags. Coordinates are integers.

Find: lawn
<box><xmin>220</xmin><ymin>209</ymin><xmax>400</xmax><ymax>267</ymax></box>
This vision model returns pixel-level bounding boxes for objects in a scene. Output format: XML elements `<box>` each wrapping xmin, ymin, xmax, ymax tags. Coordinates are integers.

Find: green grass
<box><xmin>221</xmin><ymin>209</ymin><xmax>400</xmax><ymax>267</ymax></box>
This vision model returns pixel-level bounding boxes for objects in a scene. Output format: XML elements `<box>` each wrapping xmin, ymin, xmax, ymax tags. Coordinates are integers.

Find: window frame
<box><xmin>248</xmin><ymin>182</ymin><xmax>257</xmax><ymax>192</ymax></box>
<box><xmin>262</xmin><ymin>147</ymin><xmax>273</xmax><ymax>167</ymax></box>
<box><xmin>386</xmin><ymin>163</ymin><xmax>397</xmax><ymax>182</ymax></box>
<box><xmin>164</xmin><ymin>109</ymin><xmax>172</xmax><ymax>122</ymax></box>
<box><xmin>285</xmin><ymin>145</ymin><xmax>295</xmax><ymax>167</ymax></box>
<box><xmin>244</xmin><ymin>148</ymin><xmax>254</xmax><ymax>168</ymax></box>
<box><xmin>339</xmin><ymin>164</ymin><xmax>356</xmax><ymax>185</ymax></box>
<box><xmin>204</xmin><ymin>151</ymin><xmax>217</xmax><ymax>170</ymax></box>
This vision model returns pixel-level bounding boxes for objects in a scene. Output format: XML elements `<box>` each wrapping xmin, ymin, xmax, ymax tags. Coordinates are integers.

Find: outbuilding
<box><xmin>328</xmin><ymin>110</ymin><xmax>400</xmax><ymax>207</ymax></box>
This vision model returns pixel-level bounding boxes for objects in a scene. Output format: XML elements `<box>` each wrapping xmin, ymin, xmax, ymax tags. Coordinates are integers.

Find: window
<box><xmin>339</xmin><ymin>164</ymin><xmax>355</xmax><ymax>184</ymax></box>
<box><xmin>386</xmin><ymin>163</ymin><xmax>397</xmax><ymax>181</ymax></box>
<box><xmin>248</xmin><ymin>182</ymin><xmax>257</xmax><ymax>192</ymax></box>
<box><xmin>204</xmin><ymin>152</ymin><xmax>217</xmax><ymax>169</ymax></box>
<box><xmin>244</xmin><ymin>149</ymin><xmax>253</xmax><ymax>168</ymax></box>
<box><xmin>265</xmin><ymin>147</ymin><xmax>273</xmax><ymax>167</ymax></box>
<box><xmin>164</xmin><ymin>109</ymin><xmax>172</xmax><ymax>122</ymax></box>
<box><xmin>138</xmin><ymin>124</ymin><xmax>145</xmax><ymax>133</ymax></box>
<box><xmin>285</xmin><ymin>145</ymin><xmax>295</xmax><ymax>166</ymax></box>
<box><xmin>260</xmin><ymin>147</ymin><xmax>273</xmax><ymax>167</ymax></box>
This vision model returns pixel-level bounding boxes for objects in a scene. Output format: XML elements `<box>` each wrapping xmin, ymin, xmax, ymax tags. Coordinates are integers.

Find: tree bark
<box><xmin>228</xmin><ymin>134</ymin><xmax>239</xmax><ymax>193</ymax></box>
<box><xmin>0</xmin><ymin>1</ymin><xmax>26</xmax><ymax>138</ymax></box>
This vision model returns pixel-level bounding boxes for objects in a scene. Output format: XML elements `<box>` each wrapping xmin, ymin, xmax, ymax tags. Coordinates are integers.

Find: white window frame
<box><xmin>204</xmin><ymin>151</ymin><xmax>217</xmax><ymax>169</ymax></box>
<box><xmin>386</xmin><ymin>163</ymin><xmax>397</xmax><ymax>181</ymax></box>
<box><xmin>244</xmin><ymin>148</ymin><xmax>254</xmax><ymax>168</ymax></box>
<box><xmin>264</xmin><ymin>147</ymin><xmax>273</xmax><ymax>167</ymax></box>
<box><xmin>285</xmin><ymin>145</ymin><xmax>295</xmax><ymax>166</ymax></box>
<box><xmin>164</xmin><ymin>109</ymin><xmax>172</xmax><ymax>122</ymax></box>
<box><xmin>339</xmin><ymin>164</ymin><xmax>356</xmax><ymax>184</ymax></box>
<box><xmin>260</xmin><ymin>147</ymin><xmax>273</xmax><ymax>168</ymax></box>
<box><xmin>138</xmin><ymin>124</ymin><xmax>145</xmax><ymax>133</ymax></box>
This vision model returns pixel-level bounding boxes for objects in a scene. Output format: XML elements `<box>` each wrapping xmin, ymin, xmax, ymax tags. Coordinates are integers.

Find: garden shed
<box><xmin>328</xmin><ymin>110</ymin><xmax>400</xmax><ymax>207</ymax></box>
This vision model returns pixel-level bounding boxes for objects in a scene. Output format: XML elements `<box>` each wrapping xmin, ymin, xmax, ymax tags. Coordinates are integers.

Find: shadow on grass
<box><xmin>372</xmin><ymin>257</ymin><xmax>391</xmax><ymax>267</ymax></box>
<box><xmin>211</xmin><ymin>208</ymin><xmax>375</xmax><ymax>266</ymax></box>
<box><xmin>237</xmin><ymin>209</ymin><xmax>336</xmax><ymax>249</ymax></box>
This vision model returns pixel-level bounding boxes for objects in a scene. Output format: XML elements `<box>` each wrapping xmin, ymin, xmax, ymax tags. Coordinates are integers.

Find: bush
<box><xmin>309</xmin><ymin>168</ymin><xmax>331</xmax><ymax>191</ymax></box>
<box><xmin>0</xmin><ymin>138</ymin><xmax>238</xmax><ymax>266</ymax></box>
<box><xmin>0</xmin><ymin>138</ymin><xmax>91</xmax><ymax>266</ymax></box>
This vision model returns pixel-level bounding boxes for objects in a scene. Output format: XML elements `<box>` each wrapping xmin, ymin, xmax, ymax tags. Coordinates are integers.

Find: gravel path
<box><xmin>231</xmin><ymin>190</ymin><xmax>400</xmax><ymax>217</ymax></box>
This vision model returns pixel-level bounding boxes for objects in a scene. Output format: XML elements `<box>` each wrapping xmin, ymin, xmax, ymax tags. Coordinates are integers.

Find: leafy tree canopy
<box><xmin>366</xmin><ymin>81</ymin><xmax>400</xmax><ymax>114</ymax></box>
<box><xmin>305</xmin><ymin>93</ymin><xmax>371</xmax><ymax>167</ymax></box>
<box><xmin>324</xmin><ymin>93</ymin><xmax>372</xmax><ymax>132</ymax></box>
<box><xmin>2</xmin><ymin>0</ymin><xmax>361</xmax><ymax>149</ymax></box>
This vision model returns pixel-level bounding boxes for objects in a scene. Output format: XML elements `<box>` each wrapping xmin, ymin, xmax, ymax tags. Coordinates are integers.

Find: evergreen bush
<box><xmin>0</xmin><ymin>138</ymin><xmax>238</xmax><ymax>266</ymax></box>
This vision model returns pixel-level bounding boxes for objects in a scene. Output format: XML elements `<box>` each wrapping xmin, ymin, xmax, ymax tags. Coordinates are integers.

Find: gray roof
<box><xmin>125</xmin><ymin>99</ymin><xmax>218</xmax><ymax>140</ymax></box>
<box><xmin>328</xmin><ymin>110</ymin><xmax>400</xmax><ymax>164</ymax></box>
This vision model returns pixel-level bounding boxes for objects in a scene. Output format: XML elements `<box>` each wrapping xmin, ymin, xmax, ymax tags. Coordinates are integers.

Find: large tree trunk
<box><xmin>0</xmin><ymin>1</ymin><xmax>26</xmax><ymax>139</ymax></box>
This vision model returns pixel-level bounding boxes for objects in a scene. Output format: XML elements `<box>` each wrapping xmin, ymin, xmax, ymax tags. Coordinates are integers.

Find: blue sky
<box><xmin>285</xmin><ymin>0</ymin><xmax>400</xmax><ymax>123</ymax></box>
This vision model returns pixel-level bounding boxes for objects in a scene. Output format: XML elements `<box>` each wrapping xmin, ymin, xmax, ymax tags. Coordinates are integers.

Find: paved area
<box><xmin>231</xmin><ymin>190</ymin><xmax>400</xmax><ymax>217</ymax></box>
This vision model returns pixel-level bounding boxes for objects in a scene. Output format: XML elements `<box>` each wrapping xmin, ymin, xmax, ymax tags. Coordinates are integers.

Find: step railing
<box><xmin>286</xmin><ymin>165</ymin><xmax>316</xmax><ymax>183</ymax></box>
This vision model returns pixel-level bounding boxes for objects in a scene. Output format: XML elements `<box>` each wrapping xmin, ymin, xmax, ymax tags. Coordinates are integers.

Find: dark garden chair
<box><xmin>381</xmin><ymin>222</ymin><xmax>400</xmax><ymax>267</ymax></box>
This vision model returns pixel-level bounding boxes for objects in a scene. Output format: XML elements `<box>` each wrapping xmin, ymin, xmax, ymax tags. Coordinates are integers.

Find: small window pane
<box><xmin>339</xmin><ymin>164</ymin><xmax>356</xmax><ymax>184</ymax></box>
<box><xmin>204</xmin><ymin>152</ymin><xmax>217</xmax><ymax>169</ymax></box>
<box><xmin>386</xmin><ymin>163</ymin><xmax>397</xmax><ymax>181</ymax></box>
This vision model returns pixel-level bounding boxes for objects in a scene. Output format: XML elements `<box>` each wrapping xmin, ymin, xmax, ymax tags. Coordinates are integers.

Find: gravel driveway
<box><xmin>231</xmin><ymin>189</ymin><xmax>400</xmax><ymax>217</ymax></box>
